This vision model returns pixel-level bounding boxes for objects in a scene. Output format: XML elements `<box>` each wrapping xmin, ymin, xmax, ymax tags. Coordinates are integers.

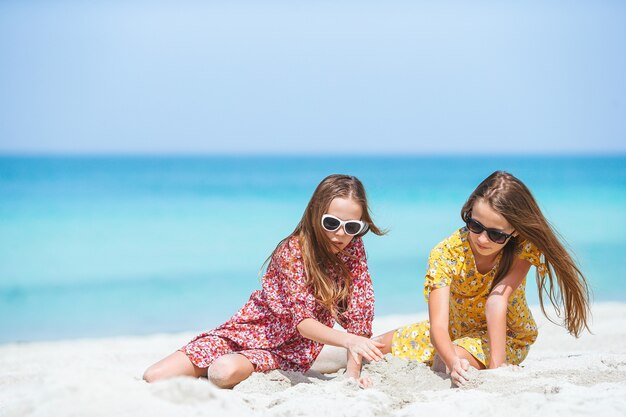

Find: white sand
<box><xmin>1</xmin><ymin>302</ymin><xmax>626</xmax><ymax>417</ymax></box>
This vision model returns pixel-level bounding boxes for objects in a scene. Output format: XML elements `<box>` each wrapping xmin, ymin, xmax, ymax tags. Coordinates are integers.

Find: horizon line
<box><xmin>1</xmin><ymin>151</ymin><xmax>626</xmax><ymax>158</ymax></box>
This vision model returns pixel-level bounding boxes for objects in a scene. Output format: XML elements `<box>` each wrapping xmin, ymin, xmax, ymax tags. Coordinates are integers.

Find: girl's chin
<box><xmin>470</xmin><ymin>240</ymin><xmax>496</xmax><ymax>256</ymax></box>
<box><xmin>330</xmin><ymin>243</ymin><xmax>344</xmax><ymax>253</ymax></box>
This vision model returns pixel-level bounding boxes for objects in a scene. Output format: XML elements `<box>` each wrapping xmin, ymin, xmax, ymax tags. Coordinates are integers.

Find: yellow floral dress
<box><xmin>391</xmin><ymin>228</ymin><xmax>545</xmax><ymax>366</ymax></box>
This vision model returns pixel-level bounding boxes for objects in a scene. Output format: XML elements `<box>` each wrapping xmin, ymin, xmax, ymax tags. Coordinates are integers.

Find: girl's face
<box><xmin>467</xmin><ymin>198</ymin><xmax>516</xmax><ymax>258</ymax></box>
<box><xmin>323</xmin><ymin>197</ymin><xmax>363</xmax><ymax>254</ymax></box>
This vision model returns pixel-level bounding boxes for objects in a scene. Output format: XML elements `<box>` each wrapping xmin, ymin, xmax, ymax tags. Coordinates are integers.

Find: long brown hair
<box><xmin>266</xmin><ymin>174</ymin><xmax>385</xmax><ymax>317</ymax></box>
<box><xmin>460</xmin><ymin>171</ymin><xmax>591</xmax><ymax>337</ymax></box>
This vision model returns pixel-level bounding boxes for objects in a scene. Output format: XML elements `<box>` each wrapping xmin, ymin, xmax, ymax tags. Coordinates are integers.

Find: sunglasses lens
<box><xmin>322</xmin><ymin>216</ymin><xmax>341</xmax><ymax>231</ymax></box>
<box><xmin>466</xmin><ymin>218</ymin><xmax>484</xmax><ymax>234</ymax></box>
<box><xmin>344</xmin><ymin>221</ymin><xmax>363</xmax><ymax>235</ymax></box>
<box><xmin>487</xmin><ymin>231</ymin><xmax>508</xmax><ymax>244</ymax></box>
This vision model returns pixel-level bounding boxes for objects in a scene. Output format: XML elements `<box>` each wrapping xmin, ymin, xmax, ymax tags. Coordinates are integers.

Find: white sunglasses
<box><xmin>321</xmin><ymin>214</ymin><xmax>367</xmax><ymax>236</ymax></box>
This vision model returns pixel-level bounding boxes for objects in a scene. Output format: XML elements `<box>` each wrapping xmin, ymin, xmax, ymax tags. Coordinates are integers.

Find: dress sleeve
<box><xmin>261</xmin><ymin>238</ymin><xmax>318</xmax><ymax>327</ymax></box>
<box><xmin>338</xmin><ymin>238</ymin><xmax>374</xmax><ymax>337</ymax></box>
<box><xmin>423</xmin><ymin>241</ymin><xmax>455</xmax><ymax>302</ymax></box>
<box><xmin>517</xmin><ymin>240</ymin><xmax>547</xmax><ymax>277</ymax></box>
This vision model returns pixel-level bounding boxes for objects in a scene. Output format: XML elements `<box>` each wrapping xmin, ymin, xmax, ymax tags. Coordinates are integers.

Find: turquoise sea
<box><xmin>1</xmin><ymin>156</ymin><xmax>624</xmax><ymax>344</ymax></box>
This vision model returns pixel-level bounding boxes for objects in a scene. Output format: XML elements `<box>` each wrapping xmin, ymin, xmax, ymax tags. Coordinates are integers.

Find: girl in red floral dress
<box><xmin>144</xmin><ymin>174</ymin><xmax>386</xmax><ymax>388</ymax></box>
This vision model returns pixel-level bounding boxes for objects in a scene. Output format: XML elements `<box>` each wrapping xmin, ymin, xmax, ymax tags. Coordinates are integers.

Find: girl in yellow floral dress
<box><xmin>376</xmin><ymin>171</ymin><xmax>591</xmax><ymax>386</ymax></box>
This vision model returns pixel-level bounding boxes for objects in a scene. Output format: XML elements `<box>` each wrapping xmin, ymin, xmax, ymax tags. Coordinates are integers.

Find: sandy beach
<box><xmin>2</xmin><ymin>302</ymin><xmax>625</xmax><ymax>417</ymax></box>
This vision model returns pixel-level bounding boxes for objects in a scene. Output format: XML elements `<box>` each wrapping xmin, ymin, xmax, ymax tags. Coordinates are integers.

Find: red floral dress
<box><xmin>180</xmin><ymin>236</ymin><xmax>374</xmax><ymax>373</ymax></box>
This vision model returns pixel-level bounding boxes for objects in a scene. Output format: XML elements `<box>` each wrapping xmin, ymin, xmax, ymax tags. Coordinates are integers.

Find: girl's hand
<box><xmin>356</xmin><ymin>375</ymin><xmax>373</xmax><ymax>389</ymax></box>
<box><xmin>449</xmin><ymin>357</ymin><xmax>471</xmax><ymax>387</ymax></box>
<box><xmin>344</xmin><ymin>334</ymin><xmax>385</xmax><ymax>365</ymax></box>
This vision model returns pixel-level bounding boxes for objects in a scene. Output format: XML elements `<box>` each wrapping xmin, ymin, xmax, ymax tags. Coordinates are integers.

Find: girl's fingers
<box><xmin>371</xmin><ymin>346</ymin><xmax>384</xmax><ymax>359</ymax></box>
<box><xmin>363</xmin><ymin>346</ymin><xmax>382</xmax><ymax>361</ymax></box>
<box><xmin>348</xmin><ymin>337</ymin><xmax>386</xmax><ymax>364</ymax></box>
<box><xmin>452</xmin><ymin>371</ymin><xmax>467</xmax><ymax>386</ymax></box>
<box><xmin>360</xmin><ymin>340</ymin><xmax>384</xmax><ymax>359</ymax></box>
<box><xmin>456</xmin><ymin>368</ymin><xmax>470</xmax><ymax>382</ymax></box>
<box><xmin>360</xmin><ymin>345</ymin><xmax>385</xmax><ymax>361</ymax></box>
<box><xmin>358</xmin><ymin>376</ymin><xmax>373</xmax><ymax>389</ymax></box>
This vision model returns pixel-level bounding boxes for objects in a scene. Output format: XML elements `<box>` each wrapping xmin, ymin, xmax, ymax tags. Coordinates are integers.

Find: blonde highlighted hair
<box><xmin>461</xmin><ymin>171</ymin><xmax>591</xmax><ymax>337</ymax></box>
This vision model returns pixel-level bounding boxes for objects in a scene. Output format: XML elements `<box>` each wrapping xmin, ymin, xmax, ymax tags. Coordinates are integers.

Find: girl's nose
<box><xmin>335</xmin><ymin>226</ymin><xmax>346</xmax><ymax>236</ymax></box>
<box><xmin>477</xmin><ymin>231</ymin><xmax>490</xmax><ymax>244</ymax></box>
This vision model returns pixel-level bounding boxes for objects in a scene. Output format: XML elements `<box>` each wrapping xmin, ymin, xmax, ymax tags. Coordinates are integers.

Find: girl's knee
<box><xmin>208</xmin><ymin>355</ymin><xmax>254</xmax><ymax>388</ymax></box>
<box><xmin>143</xmin><ymin>364</ymin><xmax>166</xmax><ymax>383</ymax></box>
<box><xmin>207</xmin><ymin>364</ymin><xmax>234</xmax><ymax>388</ymax></box>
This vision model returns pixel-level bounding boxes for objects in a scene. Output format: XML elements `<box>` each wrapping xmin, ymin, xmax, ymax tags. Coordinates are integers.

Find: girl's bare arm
<box><xmin>485</xmin><ymin>258</ymin><xmax>531</xmax><ymax>368</ymax></box>
<box><xmin>296</xmin><ymin>318</ymin><xmax>384</xmax><ymax>365</ymax></box>
<box><xmin>428</xmin><ymin>286</ymin><xmax>470</xmax><ymax>380</ymax></box>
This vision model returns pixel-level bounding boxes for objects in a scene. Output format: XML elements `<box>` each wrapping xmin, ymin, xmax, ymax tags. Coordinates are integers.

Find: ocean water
<box><xmin>1</xmin><ymin>156</ymin><xmax>624</xmax><ymax>343</ymax></box>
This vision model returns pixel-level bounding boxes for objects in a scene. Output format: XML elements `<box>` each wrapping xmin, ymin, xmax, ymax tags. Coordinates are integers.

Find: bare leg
<box><xmin>207</xmin><ymin>354</ymin><xmax>255</xmax><ymax>389</ymax></box>
<box><xmin>432</xmin><ymin>345</ymin><xmax>486</xmax><ymax>373</ymax></box>
<box><xmin>143</xmin><ymin>351</ymin><xmax>207</xmax><ymax>382</ymax></box>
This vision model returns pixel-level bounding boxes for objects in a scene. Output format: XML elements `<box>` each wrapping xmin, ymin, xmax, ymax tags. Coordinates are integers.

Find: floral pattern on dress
<box><xmin>181</xmin><ymin>235</ymin><xmax>374</xmax><ymax>373</ymax></box>
<box><xmin>392</xmin><ymin>228</ymin><xmax>545</xmax><ymax>366</ymax></box>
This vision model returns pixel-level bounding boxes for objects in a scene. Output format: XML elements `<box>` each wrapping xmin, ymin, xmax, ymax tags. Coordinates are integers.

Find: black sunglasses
<box><xmin>465</xmin><ymin>216</ymin><xmax>514</xmax><ymax>244</ymax></box>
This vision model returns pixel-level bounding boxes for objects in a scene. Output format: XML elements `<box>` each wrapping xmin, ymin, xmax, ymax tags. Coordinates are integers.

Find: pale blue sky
<box><xmin>1</xmin><ymin>1</ymin><xmax>625</xmax><ymax>154</ymax></box>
